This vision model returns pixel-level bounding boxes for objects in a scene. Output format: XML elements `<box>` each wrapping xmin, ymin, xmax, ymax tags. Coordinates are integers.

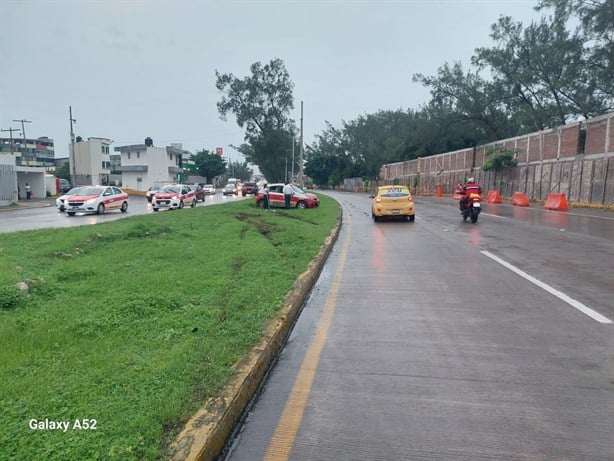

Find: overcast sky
<box><xmin>1</xmin><ymin>0</ymin><xmax>545</xmax><ymax>161</ymax></box>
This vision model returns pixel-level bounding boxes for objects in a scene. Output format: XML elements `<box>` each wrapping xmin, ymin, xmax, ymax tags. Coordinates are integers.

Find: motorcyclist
<box><xmin>460</xmin><ymin>177</ymin><xmax>482</xmax><ymax>212</ymax></box>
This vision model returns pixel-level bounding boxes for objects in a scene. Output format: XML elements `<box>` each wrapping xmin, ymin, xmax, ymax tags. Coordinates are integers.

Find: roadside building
<box><xmin>114</xmin><ymin>138</ymin><xmax>187</xmax><ymax>191</ymax></box>
<box><xmin>69</xmin><ymin>136</ymin><xmax>112</xmax><ymax>186</ymax></box>
<box><xmin>0</xmin><ymin>136</ymin><xmax>55</xmax><ymax>204</ymax></box>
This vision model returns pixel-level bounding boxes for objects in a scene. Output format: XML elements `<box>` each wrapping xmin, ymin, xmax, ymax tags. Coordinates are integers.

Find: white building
<box><xmin>115</xmin><ymin>138</ymin><xmax>186</xmax><ymax>191</ymax></box>
<box><xmin>70</xmin><ymin>137</ymin><xmax>112</xmax><ymax>186</ymax></box>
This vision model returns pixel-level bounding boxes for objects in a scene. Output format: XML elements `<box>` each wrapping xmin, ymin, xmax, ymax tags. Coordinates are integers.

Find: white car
<box><xmin>66</xmin><ymin>186</ymin><xmax>129</xmax><ymax>216</ymax></box>
<box><xmin>151</xmin><ymin>184</ymin><xmax>197</xmax><ymax>211</ymax></box>
<box><xmin>203</xmin><ymin>184</ymin><xmax>215</xmax><ymax>195</ymax></box>
<box><xmin>56</xmin><ymin>186</ymin><xmax>85</xmax><ymax>212</ymax></box>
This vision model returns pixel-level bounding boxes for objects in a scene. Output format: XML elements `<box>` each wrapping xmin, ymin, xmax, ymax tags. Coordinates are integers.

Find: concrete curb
<box><xmin>169</xmin><ymin>209</ymin><xmax>343</xmax><ymax>461</ymax></box>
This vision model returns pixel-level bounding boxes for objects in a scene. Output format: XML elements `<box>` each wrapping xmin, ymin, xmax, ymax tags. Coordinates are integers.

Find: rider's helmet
<box><xmin>467</xmin><ymin>177</ymin><xmax>475</xmax><ymax>183</ymax></box>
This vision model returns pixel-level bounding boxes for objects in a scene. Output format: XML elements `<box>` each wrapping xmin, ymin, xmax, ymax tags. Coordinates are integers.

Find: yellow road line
<box><xmin>263</xmin><ymin>215</ymin><xmax>351</xmax><ymax>461</ymax></box>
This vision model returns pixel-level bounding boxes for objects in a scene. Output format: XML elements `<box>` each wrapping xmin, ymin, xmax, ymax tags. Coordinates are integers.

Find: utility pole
<box><xmin>12</xmin><ymin>118</ymin><xmax>32</xmax><ymax>142</ymax></box>
<box><xmin>291</xmin><ymin>135</ymin><xmax>295</xmax><ymax>181</ymax></box>
<box><xmin>69</xmin><ymin>106</ymin><xmax>77</xmax><ymax>186</ymax></box>
<box><xmin>1</xmin><ymin>127</ymin><xmax>21</xmax><ymax>155</ymax></box>
<box><xmin>299</xmin><ymin>101</ymin><xmax>304</xmax><ymax>187</ymax></box>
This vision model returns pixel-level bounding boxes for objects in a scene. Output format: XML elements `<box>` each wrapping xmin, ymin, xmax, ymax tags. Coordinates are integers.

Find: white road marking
<box><xmin>481</xmin><ymin>250</ymin><xmax>612</xmax><ymax>324</ymax></box>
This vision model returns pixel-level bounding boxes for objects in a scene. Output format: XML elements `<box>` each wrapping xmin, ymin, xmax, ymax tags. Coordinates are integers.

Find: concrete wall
<box><xmin>380</xmin><ymin>112</ymin><xmax>614</xmax><ymax>206</ymax></box>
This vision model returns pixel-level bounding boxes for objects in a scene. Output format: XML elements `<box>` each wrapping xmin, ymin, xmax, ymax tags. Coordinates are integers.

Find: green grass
<box><xmin>0</xmin><ymin>195</ymin><xmax>340</xmax><ymax>460</ymax></box>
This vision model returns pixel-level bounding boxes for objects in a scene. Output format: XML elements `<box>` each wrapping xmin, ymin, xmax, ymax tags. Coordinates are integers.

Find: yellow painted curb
<box><xmin>169</xmin><ymin>209</ymin><xmax>343</xmax><ymax>461</ymax></box>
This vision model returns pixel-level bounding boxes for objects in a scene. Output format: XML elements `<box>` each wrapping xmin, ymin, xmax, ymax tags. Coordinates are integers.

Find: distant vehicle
<box><xmin>223</xmin><ymin>183</ymin><xmax>239</xmax><ymax>196</ymax></box>
<box><xmin>370</xmin><ymin>185</ymin><xmax>415</xmax><ymax>222</ymax></box>
<box><xmin>66</xmin><ymin>186</ymin><xmax>129</xmax><ymax>216</ymax></box>
<box><xmin>202</xmin><ymin>184</ymin><xmax>215</xmax><ymax>195</ymax></box>
<box><xmin>194</xmin><ymin>184</ymin><xmax>206</xmax><ymax>202</ymax></box>
<box><xmin>255</xmin><ymin>183</ymin><xmax>319</xmax><ymax>209</ymax></box>
<box><xmin>151</xmin><ymin>184</ymin><xmax>196</xmax><ymax>211</ymax></box>
<box><xmin>241</xmin><ymin>182</ymin><xmax>257</xmax><ymax>196</ymax></box>
<box><xmin>56</xmin><ymin>187</ymin><xmax>85</xmax><ymax>212</ymax></box>
<box><xmin>146</xmin><ymin>185</ymin><xmax>162</xmax><ymax>203</ymax></box>
<box><xmin>59</xmin><ymin>178</ymin><xmax>71</xmax><ymax>193</ymax></box>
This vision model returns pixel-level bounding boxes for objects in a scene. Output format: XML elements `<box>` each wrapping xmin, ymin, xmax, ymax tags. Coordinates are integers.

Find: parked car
<box><xmin>194</xmin><ymin>184</ymin><xmax>206</xmax><ymax>202</ymax></box>
<box><xmin>223</xmin><ymin>183</ymin><xmax>239</xmax><ymax>196</ymax></box>
<box><xmin>146</xmin><ymin>185</ymin><xmax>162</xmax><ymax>203</ymax></box>
<box><xmin>241</xmin><ymin>182</ymin><xmax>257</xmax><ymax>196</ymax></box>
<box><xmin>59</xmin><ymin>178</ymin><xmax>71</xmax><ymax>193</ymax></box>
<box><xmin>202</xmin><ymin>184</ymin><xmax>215</xmax><ymax>195</ymax></box>
<box><xmin>56</xmin><ymin>186</ymin><xmax>85</xmax><ymax>212</ymax></box>
<box><xmin>255</xmin><ymin>183</ymin><xmax>319</xmax><ymax>209</ymax></box>
<box><xmin>370</xmin><ymin>185</ymin><xmax>415</xmax><ymax>222</ymax></box>
<box><xmin>66</xmin><ymin>186</ymin><xmax>129</xmax><ymax>216</ymax></box>
<box><xmin>151</xmin><ymin>184</ymin><xmax>196</xmax><ymax>211</ymax></box>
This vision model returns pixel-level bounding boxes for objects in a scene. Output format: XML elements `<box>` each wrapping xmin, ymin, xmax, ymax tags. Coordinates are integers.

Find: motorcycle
<box><xmin>461</xmin><ymin>192</ymin><xmax>482</xmax><ymax>223</ymax></box>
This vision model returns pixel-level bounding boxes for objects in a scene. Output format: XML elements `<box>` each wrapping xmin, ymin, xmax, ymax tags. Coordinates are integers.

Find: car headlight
<box><xmin>85</xmin><ymin>198</ymin><xmax>97</xmax><ymax>204</ymax></box>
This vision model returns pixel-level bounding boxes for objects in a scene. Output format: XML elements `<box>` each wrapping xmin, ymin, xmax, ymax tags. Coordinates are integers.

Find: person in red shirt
<box><xmin>460</xmin><ymin>177</ymin><xmax>482</xmax><ymax>212</ymax></box>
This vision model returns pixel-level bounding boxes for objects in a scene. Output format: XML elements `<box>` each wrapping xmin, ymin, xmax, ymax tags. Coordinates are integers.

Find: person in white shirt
<box><xmin>283</xmin><ymin>182</ymin><xmax>294</xmax><ymax>208</ymax></box>
<box><xmin>262</xmin><ymin>183</ymin><xmax>270</xmax><ymax>210</ymax></box>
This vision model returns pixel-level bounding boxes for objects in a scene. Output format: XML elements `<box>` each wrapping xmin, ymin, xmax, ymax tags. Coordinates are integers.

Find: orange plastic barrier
<box><xmin>486</xmin><ymin>190</ymin><xmax>502</xmax><ymax>204</ymax></box>
<box><xmin>544</xmin><ymin>193</ymin><xmax>568</xmax><ymax>211</ymax></box>
<box><xmin>436</xmin><ymin>185</ymin><xmax>443</xmax><ymax>197</ymax></box>
<box><xmin>511</xmin><ymin>192</ymin><xmax>529</xmax><ymax>207</ymax></box>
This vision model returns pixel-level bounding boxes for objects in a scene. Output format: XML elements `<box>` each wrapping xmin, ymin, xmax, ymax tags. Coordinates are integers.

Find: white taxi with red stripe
<box><xmin>151</xmin><ymin>184</ymin><xmax>197</xmax><ymax>211</ymax></box>
<box><xmin>66</xmin><ymin>186</ymin><xmax>129</xmax><ymax>216</ymax></box>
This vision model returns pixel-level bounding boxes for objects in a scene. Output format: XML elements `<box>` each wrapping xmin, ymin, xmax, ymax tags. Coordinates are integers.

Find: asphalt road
<box><xmin>0</xmin><ymin>192</ymin><xmax>249</xmax><ymax>233</ymax></box>
<box><xmin>224</xmin><ymin>191</ymin><xmax>614</xmax><ymax>460</ymax></box>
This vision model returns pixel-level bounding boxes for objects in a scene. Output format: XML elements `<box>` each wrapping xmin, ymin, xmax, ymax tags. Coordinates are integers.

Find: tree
<box><xmin>413</xmin><ymin>62</ymin><xmax>518</xmax><ymax>142</ymax></box>
<box><xmin>481</xmin><ymin>145</ymin><xmax>519</xmax><ymax>187</ymax></box>
<box><xmin>473</xmin><ymin>13</ymin><xmax>611</xmax><ymax>131</ymax></box>
<box><xmin>191</xmin><ymin>149</ymin><xmax>226</xmax><ymax>182</ymax></box>
<box><xmin>216</xmin><ymin>59</ymin><xmax>296</xmax><ymax>181</ymax></box>
<box><xmin>226</xmin><ymin>160</ymin><xmax>253</xmax><ymax>182</ymax></box>
<box><xmin>537</xmin><ymin>0</ymin><xmax>614</xmax><ymax>100</ymax></box>
<box><xmin>55</xmin><ymin>162</ymin><xmax>70</xmax><ymax>181</ymax></box>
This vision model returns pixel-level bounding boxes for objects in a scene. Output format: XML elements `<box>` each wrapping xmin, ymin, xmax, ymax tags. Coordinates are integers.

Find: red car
<box><xmin>241</xmin><ymin>182</ymin><xmax>257</xmax><ymax>196</ymax></box>
<box><xmin>151</xmin><ymin>184</ymin><xmax>196</xmax><ymax>211</ymax></box>
<box><xmin>255</xmin><ymin>183</ymin><xmax>319</xmax><ymax>209</ymax></box>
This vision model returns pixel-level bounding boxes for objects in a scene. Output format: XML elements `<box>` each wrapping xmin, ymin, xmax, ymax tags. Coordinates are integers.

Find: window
<box><xmin>137</xmin><ymin>152</ymin><xmax>140</xmax><ymax>159</ymax></box>
<box><xmin>127</xmin><ymin>152</ymin><xmax>131</xmax><ymax>160</ymax></box>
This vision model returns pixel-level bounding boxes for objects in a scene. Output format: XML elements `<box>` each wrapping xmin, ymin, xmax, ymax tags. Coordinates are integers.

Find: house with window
<box><xmin>114</xmin><ymin>138</ymin><xmax>187</xmax><ymax>191</ymax></box>
<box><xmin>69</xmin><ymin>136</ymin><xmax>112</xmax><ymax>186</ymax></box>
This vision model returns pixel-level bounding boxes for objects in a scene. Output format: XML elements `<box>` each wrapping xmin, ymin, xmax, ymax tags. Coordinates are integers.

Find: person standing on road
<box><xmin>25</xmin><ymin>183</ymin><xmax>32</xmax><ymax>200</ymax></box>
<box><xmin>283</xmin><ymin>182</ymin><xmax>294</xmax><ymax>208</ymax></box>
<box><xmin>262</xmin><ymin>183</ymin><xmax>270</xmax><ymax>210</ymax></box>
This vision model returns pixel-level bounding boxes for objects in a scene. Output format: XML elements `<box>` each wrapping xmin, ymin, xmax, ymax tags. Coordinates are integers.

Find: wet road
<box><xmin>224</xmin><ymin>191</ymin><xmax>614</xmax><ymax>460</ymax></box>
<box><xmin>0</xmin><ymin>192</ymin><xmax>248</xmax><ymax>233</ymax></box>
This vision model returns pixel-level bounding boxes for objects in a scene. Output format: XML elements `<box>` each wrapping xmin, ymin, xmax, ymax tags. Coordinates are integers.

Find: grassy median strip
<box><xmin>0</xmin><ymin>195</ymin><xmax>339</xmax><ymax>460</ymax></box>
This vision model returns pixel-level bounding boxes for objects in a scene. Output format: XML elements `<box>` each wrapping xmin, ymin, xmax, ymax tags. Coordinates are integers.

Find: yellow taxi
<box><xmin>371</xmin><ymin>185</ymin><xmax>415</xmax><ymax>222</ymax></box>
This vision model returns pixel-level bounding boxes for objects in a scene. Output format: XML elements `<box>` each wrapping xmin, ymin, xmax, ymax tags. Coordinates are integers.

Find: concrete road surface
<box><xmin>224</xmin><ymin>191</ymin><xmax>614</xmax><ymax>460</ymax></box>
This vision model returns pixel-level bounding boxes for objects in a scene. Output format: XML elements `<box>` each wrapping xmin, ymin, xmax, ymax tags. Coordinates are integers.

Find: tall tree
<box><xmin>191</xmin><ymin>149</ymin><xmax>226</xmax><ymax>182</ymax></box>
<box><xmin>216</xmin><ymin>59</ymin><xmax>296</xmax><ymax>181</ymax></box>
<box><xmin>226</xmin><ymin>160</ymin><xmax>253</xmax><ymax>182</ymax></box>
<box><xmin>537</xmin><ymin>0</ymin><xmax>614</xmax><ymax>100</ymax></box>
<box><xmin>473</xmin><ymin>13</ymin><xmax>610</xmax><ymax>130</ymax></box>
<box><xmin>413</xmin><ymin>62</ymin><xmax>518</xmax><ymax>141</ymax></box>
